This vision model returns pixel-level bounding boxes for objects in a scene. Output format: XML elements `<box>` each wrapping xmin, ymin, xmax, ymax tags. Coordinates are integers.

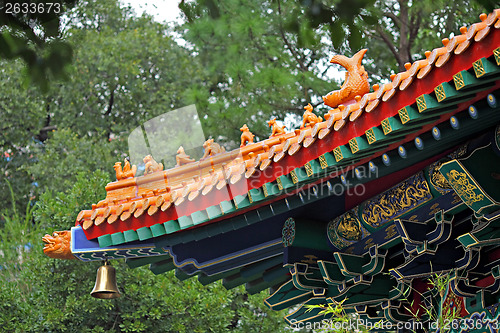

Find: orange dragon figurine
<box><xmin>301</xmin><ymin>103</ymin><xmax>323</xmax><ymax>128</ymax></box>
<box><xmin>176</xmin><ymin>146</ymin><xmax>195</xmax><ymax>166</ymax></box>
<box><xmin>143</xmin><ymin>155</ymin><xmax>164</xmax><ymax>175</ymax></box>
<box><xmin>42</xmin><ymin>230</ymin><xmax>75</xmax><ymax>260</ymax></box>
<box><xmin>267</xmin><ymin>118</ymin><xmax>286</xmax><ymax>137</ymax></box>
<box><xmin>201</xmin><ymin>139</ymin><xmax>226</xmax><ymax>159</ymax></box>
<box><xmin>240</xmin><ymin>124</ymin><xmax>255</xmax><ymax>147</ymax></box>
<box><xmin>114</xmin><ymin>158</ymin><xmax>137</xmax><ymax>180</ymax></box>
<box><xmin>322</xmin><ymin>49</ymin><xmax>370</xmax><ymax>108</ymax></box>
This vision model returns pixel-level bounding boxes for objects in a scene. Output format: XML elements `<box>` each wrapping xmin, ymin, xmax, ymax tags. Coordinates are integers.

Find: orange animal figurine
<box><xmin>42</xmin><ymin>230</ymin><xmax>75</xmax><ymax>260</ymax></box>
<box><xmin>176</xmin><ymin>146</ymin><xmax>195</xmax><ymax>166</ymax></box>
<box><xmin>143</xmin><ymin>155</ymin><xmax>163</xmax><ymax>175</ymax></box>
<box><xmin>240</xmin><ymin>124</ymin><xmax>255</xmax><ymax>147</ymax></box>
<box><xmin>114</xmin><ymin>158</ymin><xmax>137</xmax><ymax>180</ymax></box>
<box><xmin>267</xmin><ymin>118</ymin><xmax>286</xmax><ymax>137</ymax></box>
<box><xmin>322</xmin><ymin>49</ymin><xmax>370</xmax><ymax>108</ymax></box>
<box><xmin>201</xmin><ymin>139</ymin><xmax>226</xmax><ymax>159</ymax></box>
<box><xmin>301</xmin><ymin>103</ymin><xmax>323</xmax><ymax>128</ymax></box>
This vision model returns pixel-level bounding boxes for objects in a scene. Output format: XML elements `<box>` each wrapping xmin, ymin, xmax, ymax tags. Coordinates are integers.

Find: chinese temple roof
<box><xmin>43</xmin><ymin>9</ymin><xmax>500</xmax><ymax>328</ymax></box>
<box><xmin>75</xmin><ymin>9</ymin><xmax>500</xmax><ymax>243</ymax></box>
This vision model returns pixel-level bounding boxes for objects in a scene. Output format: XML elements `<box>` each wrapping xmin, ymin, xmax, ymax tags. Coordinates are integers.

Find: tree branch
<box><xmin>276</xmin><ymin>0</ymin><xmax>308</xmax><ymax>72</ymax></box>
<box><xmin>375</xmin><ymin>25</ymin><xmax>403</xmax><ymax>66</ymax></box>
<box><xmin>269</xmin><ymin>102</ymin><xmax>304</xmax><ymax>114</ymax></box>
<box><xmin>384</xmin><ymin>12</ymin><xmax>401</xmax><ymax>29</ymax></box>
<box><xmin>409</xmin><ymin>11</ymin><xmax>422</xmax><ymax>48</ymax></box>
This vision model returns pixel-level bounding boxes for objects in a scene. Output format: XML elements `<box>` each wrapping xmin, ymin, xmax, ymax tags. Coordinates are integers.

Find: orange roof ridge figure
<box><xmin>114</xmin><ymin>158</ymin><xmax>137</xmax><ymax>180</ymax></box>
<box><xmin>143</xmin><ymin>155</ymin><xmax>163</xmax><ymax>175</ymax></box>
<box><xmin>301</xmin><ymin>103</ymin><xmax>323</xmax><ymax>129</ymax></box>
<box><xmin>240</xmin><ymin>124</ymin><xmax>255</xmax><ymax>147</ymax></box>
<box><xmin>175</xmin><ymin>146</ymin><xmax>195</xmax><ymax>166</ymax></box>
<box><xmin>42</xmin><ymin>231</ymin><xmax>75</xmax><ymax>260</ymax></box>
<box><xmin>267</xmin><ymin>117</ymin><xmax>286</xmax><ymax>137</ymax></box>
<box><xmin>201</xmin><ymin>139</ymin><xmax>226</xmax><ymax>159</ymax></box>
<box><xmin>323</xmin><ymin>49</ymin><xmax>370</xmax><ymax>108</ymax></box>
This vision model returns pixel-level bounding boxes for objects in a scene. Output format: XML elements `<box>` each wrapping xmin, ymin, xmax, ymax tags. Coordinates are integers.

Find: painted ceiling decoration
<box><xmin>42</xmin><ymin>9</ymin><xmax>500</xmax><ymax>329</ymax></box>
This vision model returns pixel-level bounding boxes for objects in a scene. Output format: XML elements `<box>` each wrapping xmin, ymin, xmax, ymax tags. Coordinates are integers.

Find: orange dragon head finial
<box><xmin>42</xmin><ymin>230</ymin><xmax>75</xmax><ymax>260</ymax></box>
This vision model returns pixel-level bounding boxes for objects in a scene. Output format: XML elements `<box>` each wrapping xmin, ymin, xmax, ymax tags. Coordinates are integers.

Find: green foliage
<box><xmin>0</xmin><ymin>170</ymin><xmax>293</xmax><ymax>332</ymax></box>
<box><xmin>27</xmin><ymin>129</ymin><xmax>120</xmax><ymax>194</ymax></box>
<box><xmin>0</xmin><ymin>0</ymin><xmax>494</xmax><ymax>331</ymax></box>
<box><xmin>179</xmin><ymin>0</ymin><xmax>336</xmax><ymax>145</ymax></box>
<box><xmin>33</xmin><ymin>169</ymin><xmax>110</xmax><ymax>228</ymax></box>
<box><xmin>0</xmin><ymin>0</ymin><xmax>79</xmax><ymax>92</ymax></box>
<box><xmin>50</xmin><ymin>0</ymin><xmax>202</xmax><ymax>140</ymax></box>
<box><xmin>351</xmin><ymin>0</ymin><xmax>486</xmax><ymax>76</ymax></box>
<box><xmin>304</xmin><ymin>299</ymin><xmax>370</xmax><ymax>333</ymax></box>
<box><xmin>0</xmin><ymin>58</ymin><xmax>47</xmax><ymax>212</ymax></box>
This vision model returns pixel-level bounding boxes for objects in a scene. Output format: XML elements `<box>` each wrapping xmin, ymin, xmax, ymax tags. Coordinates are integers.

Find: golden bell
<box><xmin>90</xmin><ymin>261</ymin><xmax>121</xmax><ymax>299</ymax></box>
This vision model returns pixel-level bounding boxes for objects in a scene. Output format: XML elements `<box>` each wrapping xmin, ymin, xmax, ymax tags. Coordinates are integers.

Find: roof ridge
<box><xmin>76</xmin><ymin>9</ymin><xmax>500</xmax><ymax>238</ymax></box>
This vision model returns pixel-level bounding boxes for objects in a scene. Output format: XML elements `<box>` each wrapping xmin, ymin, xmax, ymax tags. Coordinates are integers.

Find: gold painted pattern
<box><xmin>361</xmin><ymin>172</ymin><xmax>432</xmax><ymax>228</ymax></box>
<box><xmin>494</xmin><ymin>47</ymin><xmax>500</xmax><ymax>66</ymax></box>
<box><xmin>365</xmin><ymin>128</ymin><xmax>376</xmax><ymax>144</ymax></box>
<box><xmin>398</xmin><ymin>107</ymin><xmax>410</xmax><ymax>124</ymax></box>
<box><xmin>384</xmin><ymin>224</ymin><xmax>398</xmax><ymax>240</ymax></box>
<box><xmin>248</xmin><ymin>191</ymin><xmax>253</xmax><ymax>203</ymax></box>
<box><xmin>445</xmin><ymin>170</ymin><xmax>485</xmax><ymax>206</ymax></box>
<box><xmin>416</xmin><ymin>95</ymin><xmax>427</xmax><ymax>112</ymax></box>
<box><xmin>428</xmin><ymin>203</ymin><xmax>441</xmax><ymax>217</ymax></box>
<box><xmin>434</xmin><ymin>84</ymin><xmax>446</xmax><ymax>102</ymax></box>
<box><xmin>363</xmin><ymin>238</ymin><xmax>376</xmax><ymax>251</ymax></box>
<box><xmin>304</xmin><ymin>162</ymin><xmax>313</xmax><ymax>177</ymax></box>
<box><xmin>318</xmin><ymin>155</ymin><xmax>328</xmax><ymax>169</ymax></box>
<box><xmin>327</xmin><ymin>210</ymin><xmax>370</xmax><ymax>249</ymax></box>
<box><xmin>473</xmin><ymin>59</ymin><xmax>485</xmax><ymax>78</ymax></box>
<box><xmin>408</xmin><ymin>215</ymin><xmax>418</xmax><ymax>222</ymax></box>
<box><xmin>333</xmin><ymin>147</ymin><xmax>343</xmax><ymax>162</ymax></box>
<box><xmin>429</xmin><ymin>160</ymin><xmax>453</xmax><ymax>195</ymax></box>
<box><xmin>453</xmin><ymin>72</ymin><xmax>465</xmax><ymax>90</ymax></box>
<box><xmin>276</xmin><ymin>177</ymin><xmax>284</xmax><ymax>191</ymax></box>
<box><xmin>349</xmin><ymin>138</ymin><xmax>359</xmax><ymax>154</ymax></box>
<box><xmin>290</xmin><ymin>170</ymin><xmax>298</xmax><ymax>184</ymax></box>
<box><xmin>381</xmin><ymin>119</ymin><xmax>392</xmax><ymax>135</ymax></box>
<box><xmin>496</xmin><ymin>125</ymin><xmax>500</xmax><ymax>151</ymax></box>
<box><xmin>263</xmin><ymin>184</ymin><xmax>269</xmax><ymax>197</ymax></box>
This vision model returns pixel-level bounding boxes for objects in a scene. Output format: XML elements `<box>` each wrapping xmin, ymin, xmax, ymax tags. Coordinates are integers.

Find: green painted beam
<box><xmin>164</xmin><ymin>220</ymin><xmax>180</xmax><ymax>234</ymax></box>
<box><xmin>246</xmin><ymin>273</ymin><xmax>289</xmax><ymax>295</ymax></box>
<box><xmin>233</xmin><ymin>194</ymin><xmax>251</xmax><ymax>210</ymax></box>
<box><xmin>191</xmin><ymin>210</ymin><xmax>209</xmax><ymax>225</ymax></box>
<box><xmin>126</xmin><ymin>255</ymin><xmax>170</xmax><ymax>269</ymax></box>
<box><xmin>248</xmin><ymin>188</ymin><xmax>265</xmax><ymax>204</ymax></box>
<box><xmin>137</xmin><ymin>226</ymin><xmax>153</xmax><ymax>241</ymax></box>
<box><xmin>97</xmin><ymin>234</ymin><xmax>113</xmax><ymax>248</ymax></box>
<box><xmin>123</xmin><ymin>229</ymin><xmax>139</xmax><ymax>242</ymax></box>
<box><xmin>178</xmin><ymin>215</ymin><xmax>193</xmax><ymax>229</ymax></box>
<box><xmin>110</xmin><ymin>231</ymin><xmax>126</xmax><ymax>245</ymax></box>
<box><xmin>219</xmin><ymin>200</ymin><xmax>236</xmax><ymax>215</ymax></box>
<box><xmin>283</xmin><ymin>218</ymin><xmax>330</xmax><ymax>251</ymax></box>
<box><xmin>472</xmin><ymin>57</ymin><xmax>500</xmax><ymax>79</ymax></box>
<box><xmin>175</xmin><ymin>268</ymin><xmax>197</xmax><ymax>281</ymax></box>
<box><xmin>198</xmin><ymin>268</ymin><xmax>240</xmax><ymax>286</ymax></box>
<box><xmin>264</xmin><ymin>279</ymin><xmax>313</xmax><ymax>311</ymax></box>
<box><xmin>150</xmin><ymin>258</ymin><xmax>176</xmax><ymax>275</ymax></box>
<box><xmin>150</xmin><ymin>223</ymin><xmax>166</xmax><ymax>237</ymax></box>
<box><xmin>318</xmin><ymin>260</ymin><xmax>344</xmax><ymax>285</ymax></box>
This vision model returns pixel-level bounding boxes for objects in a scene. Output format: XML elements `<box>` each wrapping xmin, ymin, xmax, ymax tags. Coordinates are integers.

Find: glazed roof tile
<box><xmin>77</xmin><ymin>10</ymin><xmax>500</xmax><ymax>241</ymax></box>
